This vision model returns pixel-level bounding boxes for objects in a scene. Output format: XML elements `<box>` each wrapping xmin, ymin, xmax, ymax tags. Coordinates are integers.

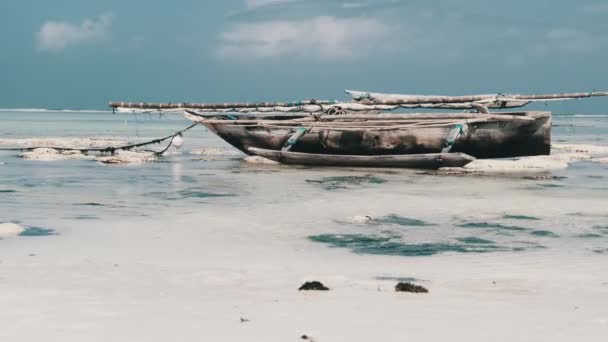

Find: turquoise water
<box><xmin>1</xmin><ymin>110</ymin><xmax>608</xmax><ymax>257</ymax></box>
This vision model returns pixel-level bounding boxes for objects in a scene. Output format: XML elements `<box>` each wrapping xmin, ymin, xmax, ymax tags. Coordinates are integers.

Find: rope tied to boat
<box><xmin>0</xmin><ymin>123</ymin><xmax>199</xmax><ymax>157</ymax></box>
<box><xmin>441</xmin><ymin>123</ymin><xmax>468</xmax><ymax>153</ymax></box>
<box><xmin>282</xmin><ymin>127</ymin><xmax>311</xmax><ymax>151</ymax></box>
<box><xmin>309</xmin><ymin>99</ymin><xmax>325</xmax><ymax>114</ymax></box>
<box><xmin>324</xmin><ymin>106</ymin><xmax>346</xmax><ymax>115</ymax></box>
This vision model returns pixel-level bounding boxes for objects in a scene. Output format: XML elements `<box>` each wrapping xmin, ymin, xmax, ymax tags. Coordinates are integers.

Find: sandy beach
<box><xmin>1</xmin><ymin>111</ymin><xmax>608</xmax><ymax>341</ymax></box>
<box><xmin>1</xmin><ymin>209</ymin><xmax>607</xmax><ymax>341</ymax></box>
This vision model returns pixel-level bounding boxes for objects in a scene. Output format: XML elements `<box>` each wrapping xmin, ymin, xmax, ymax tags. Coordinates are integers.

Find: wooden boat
<box><xmin>200</xmin><ymin>111</ymin><xmax>551</xmax><ymax>159</ymax></box>
<box><xmin>106</xmin><ymin>90</ymin><xmax>608</xmax><ymax>164</ymax></box>
<box><xmin>248</xmin><ymin>148</ymin><xmax>475</xmax><ymax>168</ymax></box>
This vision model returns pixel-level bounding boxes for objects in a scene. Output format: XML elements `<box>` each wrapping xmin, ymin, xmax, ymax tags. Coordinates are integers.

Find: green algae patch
<box><xmin>309</xmin><ymin>234</ymin><xmax>511</xmax><ymax>257</ymax></box>
<box><xmin>19</xmin><ymin>227</ymin><xmax>56</xmax><ymax>237</ymax></box>
<box><xmin>306</xmin><ymin>175</ymin><xmax>387</xmax><ymax>190</ymax></box>
<box><xmin>376</xmin><ymin>276</ymin><xmax>419</xmax><ymax>282</ymax></box>
<box><xmin>455</xmin><ymin>237</ymin><xmax>495</xmax><ymax>244</ymax></box>
<box><xmin>502</xmin><ymin>214</ymin><xmax>541</xmax><ymax>221</ymax></box>
<box><xmin>575</xmin><ymin>233</ymin><xmax>603</xmax><ymax>239</ymax></box>
<box><xmin>375</xmin><ymin>214</ymin><xmax>437</xmax><ymax>227</ymax></box>
<box><xmin>457</xmin><ymin>222</ymin><xmax>529</xmax><ymax>231</ymax></box>
<box><xmin>174</xmin><ymin>190</ymin><xmax>236</xmax><ymax>199</ymax></box>
<box><xmin>530</xmin><ymin>230</ymin><xmax>560</xmax><ymax>238</ymax></box>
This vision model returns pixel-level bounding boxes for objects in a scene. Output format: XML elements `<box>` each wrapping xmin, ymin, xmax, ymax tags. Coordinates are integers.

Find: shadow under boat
<box><xmin>199</xmin><ymin>111</ymin><xmax>551</xmax><ymax>160</ymax></box>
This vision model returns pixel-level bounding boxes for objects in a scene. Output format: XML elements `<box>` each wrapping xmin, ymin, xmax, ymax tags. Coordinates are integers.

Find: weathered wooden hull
<box><xmin>248</xmin><ymin>148</ymin><xmax>475</xmax><ymax>169</ymax></box>
<box><xmin>203</xmin><ymin>111</ymin><xmax>551</xmax><ymax>159</ymax></box>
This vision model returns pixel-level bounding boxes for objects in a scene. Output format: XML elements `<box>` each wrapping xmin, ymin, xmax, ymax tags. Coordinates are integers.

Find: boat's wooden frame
<box><xmin>199</xmin><ymin>111</ymin><xmax>551</xmax><ymax>159</ymax></box>
<box><xmin>248</xmin><ymin>148</ymin><xmax>475</xmax><ymax>169</ymax></box>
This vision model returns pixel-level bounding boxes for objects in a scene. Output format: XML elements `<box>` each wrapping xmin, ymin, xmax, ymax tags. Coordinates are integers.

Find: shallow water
<box><xmin>1</xmin><ymin>110</ymin><xmax>608</xmax><ymax>256</ymax></box>
<box><xmin>1</xmin><ymin>110</ymin><xmax>608</xmax><ymax>342</ymax></box>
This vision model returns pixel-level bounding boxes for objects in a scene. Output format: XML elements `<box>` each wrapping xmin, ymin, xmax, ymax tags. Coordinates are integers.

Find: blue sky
<box><xmin>1</xmin><ymin>0</ymin><xmax>608</xmax><ymax>111</ymax></box>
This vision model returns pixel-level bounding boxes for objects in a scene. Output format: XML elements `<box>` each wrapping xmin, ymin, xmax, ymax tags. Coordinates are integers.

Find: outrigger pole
<box><xmin>109</xmin><ymin>90</ymin><xmax>608</xmax><ymax>114</ymax></box>
<box><xmin>346</xmin><ymin>90</ymin><xmax>608</xmax><ymax>105</ymax></box>
<box><xmin>108</xmin><ymin>99</ymin><xmax>339</xmax><ymax>110</ymax></box>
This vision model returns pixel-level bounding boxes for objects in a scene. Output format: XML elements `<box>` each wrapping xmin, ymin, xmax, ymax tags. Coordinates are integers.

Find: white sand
<box><xmin>16</xmin><ymin>147</ymin><xmax>157</xmax><ymax>164</ymax></box>
<box><xmin>96</xmin><ymin>151</ymin><xmax>157</xmax><ymax>164</ymax></box>
<box><xmin>190</xmin><ymin>147</ymin><xmax>242</xmax><ymax>156</ymax></box>
<box><xmin>0</xmin><ymin>137</ymin><xmax>126</xmax><ymax>149</ymax></box>
<box><xmin>1</xmin><ymin>173</ymin><xmax>607</xmax><ymax>342</ymax></box>
<box><xmin>243</xmin><ymin>156</ymin><xmax>280</xmax><ymax>164</ymax></box>
<box><xmin>19</xmin><ymin>148</ymin><xmax>96</xmax><ymax>161</ymax></box>
<box><xmin>345</xmin><ymin>215</ymin><xmax>374</xmax><ymax>223</ymax></box>
<box><xmin>2</xmin><ymin>131</ymin><xmax>608</xmax><ymax>341</ymax></box>
<box><xmin>441</xmin><ymin>145</ymin><xmax>598</xmax><ymax>174</ymax></box>
<box><xmin>552</xmin><ymin>143</ymin><xmax>608</xmax><ymax>155</ymax></box>
<box><xmin>0</xmin><ymin>214</ymin><xmax>606</xmax><ymax>342</ymax></box>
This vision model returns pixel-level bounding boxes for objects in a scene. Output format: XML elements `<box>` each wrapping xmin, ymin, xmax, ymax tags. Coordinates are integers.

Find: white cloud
<box><xmin>246</xmin><ymin>0</ymin><xmax>295</xmax><ymax>8</ymax></box>
<box><xmin>545</xmin><ymin>28</ymin><xmax>596</xmax><ymax>53</ymax></box>
<box><xmin>217</xmin><ymin>16</ymin><xmax>393</xmax><ymax>61</ymax></box>
<box><xmin>582</xmin><ymin>3</ymin><xmax>608</xmax><ymax>14</ymax></box>
<box><xmin>37</xmin><ymin>14</ymin><xmax>113</xmax><ymax>52</ymax></box>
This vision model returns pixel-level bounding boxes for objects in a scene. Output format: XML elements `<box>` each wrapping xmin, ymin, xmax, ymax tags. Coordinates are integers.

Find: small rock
<box><xmin>240</xmin><ymin>317</ymin><xmax>249</xmax><ymax>323</ymax></box>
<box><xmin>0</xmin><ymin>222</ymin><xmax>25</xmax><ymax>237</ymax></box>
<box><xmin>395</xmin><ymin>282</ymin><xmax>429</xmax><ymax>293</ymax></box>
<box><xmin>243</xmin><ymin>156</ymin><xmax>279</xmax><ymax>164</ymax></box>
<box><xmin>349</xmin><ymin>215</ymin><xmax>373</xmax><ymax>223</ymax></box>
<box><xmin>299</xmin><ymin>281</ymin><xmax>330</xmax><ymax>291</ymax></box>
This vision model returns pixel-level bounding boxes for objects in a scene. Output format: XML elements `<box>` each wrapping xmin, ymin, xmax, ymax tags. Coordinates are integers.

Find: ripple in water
<box><xmin>145</xmin><ymin>190</ymin><xmax>236</xmax><ymax>200</ymax></box>
<box><xmin>373</xmin><ymin>214</ymin><xmax>437</xmax><ymax>227</ymax></box>
<box><xmin>530</xmin><ymin>230</ymin><xmax>560</xmax><ymax>238</ymax></box>
<box><xmin>454</xmin><ymin>237</ymin><xmax>496</xmax><ymax>244</ymax></box>
<box><xmin>502</xmin><ymin>214</ymin><xmax>541</xmax><ymax>221</ymax></box>
<box><xmin>594</xmin><ymin>225</ymin><xmax>608</xmax><ymax>234</ymax></box>
<box><xmin>457</xmin><ymin>222</ymin><xmax>529</xmax><ymax>231</ymax></box>
<box><xmin>306</xmin><ymin>175</ymin><xmax>387</xmax><ymax>190</ymax></box>
<box><xmin>575</xmin><ymin>233</ymin><xmax>603</xmax><ymax>239</ymax></box>
<box><xmin>172</xmin><ymin>190</ymin><xmax>235</xmax><ymax>199</ymax></box>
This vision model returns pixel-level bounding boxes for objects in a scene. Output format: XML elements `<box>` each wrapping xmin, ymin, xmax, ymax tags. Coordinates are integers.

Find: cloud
<box><xmin>582</xmin><ymin>3</ymin><xmax>608</xmax><ymax>14</ymax></box>
<box><xmin>246</xmin><ymin>0</ymin><xmax>295</xmax><ymax>8</ymax></box>
<box><xmin>233</xmin><ymin>0</ymin><xmax>408</xmax><ymax>21</ymax></box>
<box><xmin>217</xmin><ymin>16</ymin><xmax>393</xmax><ymax>61</ymax></box>
<box><xmin>37</xmin><ymin>14</ymin><xmax>113</xmax><ymax>52</ymax></box>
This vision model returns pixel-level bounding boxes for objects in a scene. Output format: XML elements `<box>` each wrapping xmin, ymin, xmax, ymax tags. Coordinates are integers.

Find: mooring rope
<box><xmin>0</xmin><ymin>123</ymin><xmax>199</xmax><ymax>156</ymax></box>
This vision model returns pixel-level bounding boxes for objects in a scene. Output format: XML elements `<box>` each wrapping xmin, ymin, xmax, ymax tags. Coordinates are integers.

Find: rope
<box><xmin>442</xmin><ymin>123</ymin><xmax>468</xmax><ymax>153</ymax></box>
<box><xmin>282</xmin><ymin>127</ymin><xmax>310</xmax><ymax>151</ymax></box>
<box><xmin>0</xmin><ymin>123</ymin><xmax>199</xmax><ymax>156</ymax></box>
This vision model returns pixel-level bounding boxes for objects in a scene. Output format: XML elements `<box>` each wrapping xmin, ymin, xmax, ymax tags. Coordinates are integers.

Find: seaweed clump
<box><xmin>299</xmin><ymin>281</ymin><xmax>330</xmax><ymax>291</ymax></box>
<box><xmin>395</xmin><ymin>282</ymin><xmax>428</xmax><ymax>293</ymax></box>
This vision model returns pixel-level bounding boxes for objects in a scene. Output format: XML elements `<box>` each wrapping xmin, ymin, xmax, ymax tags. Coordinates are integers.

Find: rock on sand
<box><xmin>0</xmin><ymin>222</ymin><xmax>25</xmax><ymax>237</ymax></box>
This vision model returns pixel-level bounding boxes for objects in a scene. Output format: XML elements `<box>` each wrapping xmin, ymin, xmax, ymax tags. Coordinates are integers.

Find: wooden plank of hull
<box><xmin>248</xmin><ymin>148</ymin><xmax>475</xmax><ymax>169</ymax></box>
<box><xmin>203</xmin><ymin>112</ymin><xmax>551</xmax><ymax>159</ymax></box>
